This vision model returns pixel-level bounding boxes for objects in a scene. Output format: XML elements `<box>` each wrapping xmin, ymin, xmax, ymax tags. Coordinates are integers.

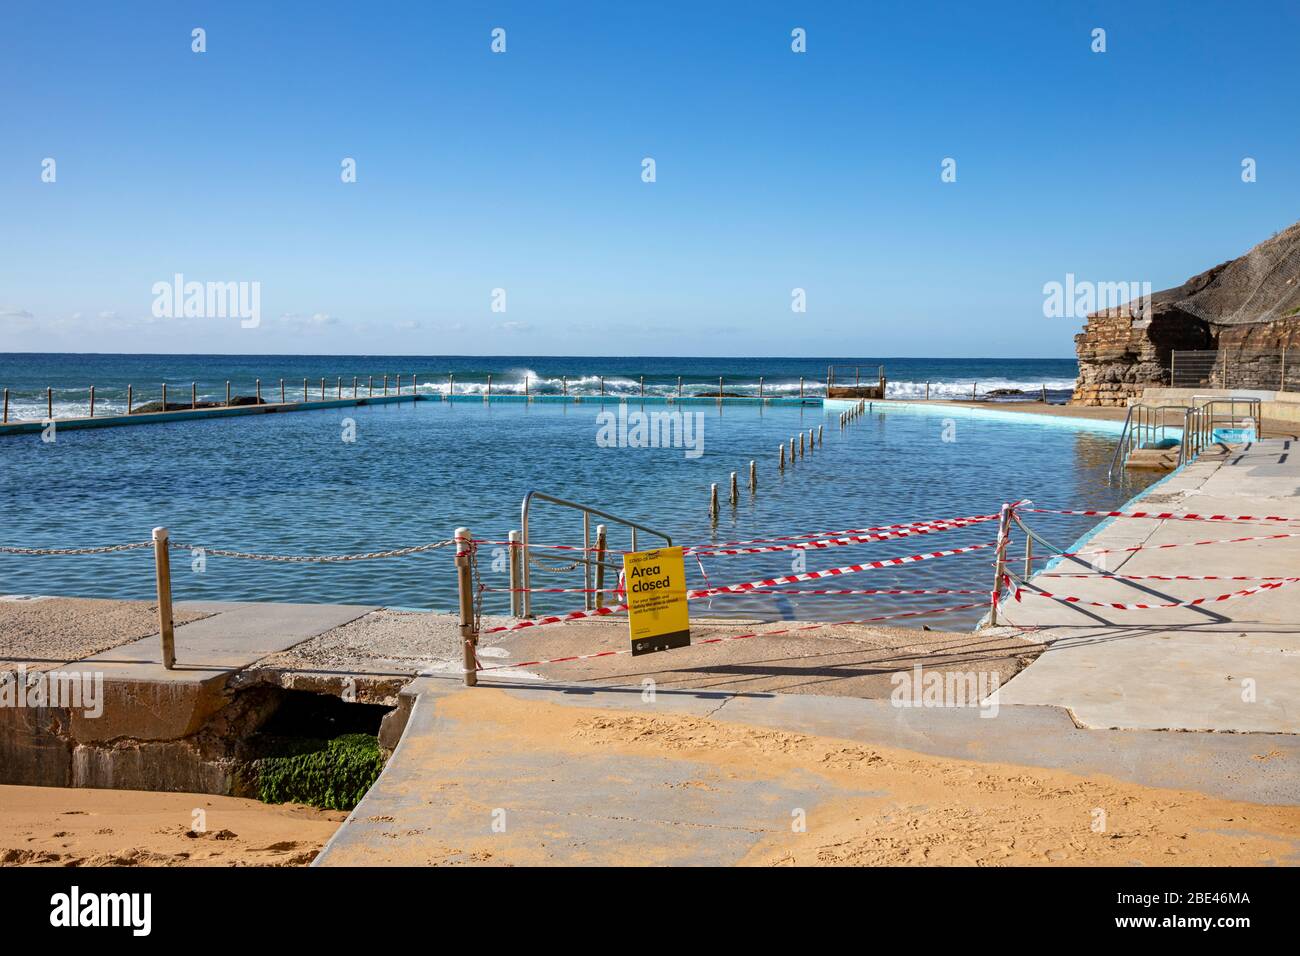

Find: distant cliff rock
<box><xmin>1072</xmin><ymin>221</ymin><xmax>1300</xmax><ymax>405</ymax></box>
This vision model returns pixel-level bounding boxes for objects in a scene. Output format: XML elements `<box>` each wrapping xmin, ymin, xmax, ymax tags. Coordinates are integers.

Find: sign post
<box><xmin>622</xmin><ymin>546</ymin><xmax>691</xmax><ymax>656</ymax></box>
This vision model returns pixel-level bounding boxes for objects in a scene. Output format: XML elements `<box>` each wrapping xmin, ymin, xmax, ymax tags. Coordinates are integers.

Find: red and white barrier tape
<box><xmin>1038</xmin><ymin>573</ymin><xmax>1290</xmax><ymax>581</ymax></box>
<box><xmin>1012</xmin><ymin>577</ymin><xmax>1300</xmax><ymax>610</ymax></box>
<box><xmin>479</xmin><ymin>539</ymin><xmax>998</xmax><ymax>635</ymax></box>
<box><xmin>685</xmin><ymin>518</ymin><xmax>995</xmax><ymax>557</ymax></box>
<box><xmin>1027</xmin><ymin>508</ymin><xmax>1300</xmax><ymax>525</ymax></box>
<box><xmin>1036</xmin><ymin>531</ymin><xmax>1300</xmax><ymax>563</ymax></box>
<box><xmin>475</xmin><ymin>599</ymin><xmax>992</xmax><ymax>672</ymax></box>
<box><xmin>684</xmin><ymin>512</ymin><xmax>1000</xmax><ymax>551</ymax></box>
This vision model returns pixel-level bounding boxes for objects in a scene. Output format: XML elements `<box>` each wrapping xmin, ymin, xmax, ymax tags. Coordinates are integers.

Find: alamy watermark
<box><xmin>596</xmin><ymin>404</ymin><xmax>705</xmax><ymax>459</ymax></box>
<box><xmin>1042</xmin><ymin>273</ymin><xmax>1152</xmax><ymax>321</ymax></box>
<box><xmin>151</xmin><ymin>273</ymin><xmax>261</xmax><ymax>328</ymax></box>
<box><xmin>1</xmin><ymin>665</ymin><xmax>104</xmax><ymax>718</ymax></box>
<box><xmin>890</xmin><ymin>664</ymin><xmax>1000</xmax><ymax>718</ymax></box>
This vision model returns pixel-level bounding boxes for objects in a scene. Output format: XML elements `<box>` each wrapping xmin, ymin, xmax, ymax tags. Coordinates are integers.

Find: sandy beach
<box><xmin>0</xmin><ymin>785</ymin><xmax>345</xmax><ymax>867</ymax></box>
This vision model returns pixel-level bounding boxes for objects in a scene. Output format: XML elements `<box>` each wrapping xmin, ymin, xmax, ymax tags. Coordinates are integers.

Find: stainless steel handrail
<box><xmin>520</xmin><ymin>490</ymin><xmax>673</xmax><ymax>617</ymax></box>
<box><xmin>1108</xmin><ymin>404</ymin><xmax>1191</xmax><ymax>479</ymax></box>
<box><xmin>1178</xmin><ymin>397</ymin><xmax>1261</xmax><ymax>466</ymax></box>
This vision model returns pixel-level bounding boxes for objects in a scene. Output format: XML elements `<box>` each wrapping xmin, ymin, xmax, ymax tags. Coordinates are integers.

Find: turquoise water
<box><xmin>0</xmin><ymin>397</ymin><xmax>1151</xmax><ymax>627</ymax></box>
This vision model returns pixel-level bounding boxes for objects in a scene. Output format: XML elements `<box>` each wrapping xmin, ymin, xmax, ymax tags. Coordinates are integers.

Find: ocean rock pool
<box><xmin>0</xmin><ymin>398</ymin><xmax>1154</xmax><ymax>628</ymax></box>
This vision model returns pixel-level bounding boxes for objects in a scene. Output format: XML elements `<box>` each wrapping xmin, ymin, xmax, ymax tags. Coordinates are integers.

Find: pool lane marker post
<box><xmin>280</xmin><ymin>379</ymin><xmax>285</xmax><ymax>404</ymax></box>
<box><xmin>729</xmin><ymin>471</ymin><xmax>738</xmax><ymax>506</ymax></box>
<box><xmin>47</xmin><ymin>387</ymin><xmax>52</xmax><ymax>420</ymax></box>
<box><xmin>449</xmin><ymin>372</ymin><xmax>454</xmax><ymax>397</ymax></box>
<box><xmin>455</xmin><ymin>527</ymin><xmax>478</xmax><ymax>687</ymax></box>
<box><xmin>749</xmin><ymin>460</ymin><xmax>757</xmax><ymax>493</ymax></box>
<box><xmin>818</xmin><ymin>425</ymin><xmax>823</xmax><ymax>446</ymax></box>
<box><xmin>710</xmin><ymin>483</ymin><xmax>719</xmax><ymax>523</ymax></box>
<box><xmin>152</xmin><ymin>527</ymin><xmax>176</xmax><ymax>670</ymax></box>
<box><xmin>191</xmin><ymin>383</ymin><xmax>197</xmax><ymax>409</ymax></box>
<box><xmin>225</xmin><ymin>381</ymin><xmax>231</xmax><ymax>407</ymax></box>
<box><xmin>779</xmin><ymin>444</ymin><xmax>785</xmax><ymax>471</ymax></box>
<box><xmin>89</xmin><ymin>385</ymin><xmax>95</xmax><ymax>418</ymax></box>
<box><xmin>2</xmin><ymin>388</ymin><xmax>8</xmax><ymax>423</ymax></box>
<box><xmin>800</xmin><ymin>376</ymin><xmax>805</xmax><ymax>399</ymax></box>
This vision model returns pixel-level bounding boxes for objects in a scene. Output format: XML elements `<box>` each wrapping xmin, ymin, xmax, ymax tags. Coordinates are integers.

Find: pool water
<box><xmin>0</xmin><ymin>399</ymin><xmax>1153</xmax><ymax>629</ymax></box>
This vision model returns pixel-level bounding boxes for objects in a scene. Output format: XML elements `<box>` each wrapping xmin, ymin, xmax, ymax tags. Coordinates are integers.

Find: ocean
<box><xmin>0</xmin><ymin>354</ymin><xmax>1078</xmax><ymax>419</ymax></box>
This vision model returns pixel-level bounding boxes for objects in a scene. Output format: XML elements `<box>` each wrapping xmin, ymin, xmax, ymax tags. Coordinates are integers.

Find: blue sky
<box><xmin>1</xmin><ymin>0</ymin><xmax>1296</xmax><ymax>357</ymax></box>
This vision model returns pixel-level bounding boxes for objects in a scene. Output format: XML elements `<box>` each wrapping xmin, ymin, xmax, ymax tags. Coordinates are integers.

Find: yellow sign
<box><xmin>622</xmin><ymin>546</ymin><xmax>691</xmax><ymax>656</ymax></box>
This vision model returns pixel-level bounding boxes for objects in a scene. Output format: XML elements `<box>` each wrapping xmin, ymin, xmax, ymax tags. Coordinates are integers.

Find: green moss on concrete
<box><xmin>254</xmin><ymin>733</ymin><xmax>386</xmax><ymax>810</ymax></box>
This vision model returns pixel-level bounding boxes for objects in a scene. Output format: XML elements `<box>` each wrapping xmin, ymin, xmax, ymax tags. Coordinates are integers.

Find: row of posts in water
<box><xmin>707</xmin><ymin>409</ymin><xmax>847</xmax><ymax>522</ymax></box>
<box><xmin>0</xmin><ymin>373</ymin><xmax>815</xmax><ymax>424</ymax></box>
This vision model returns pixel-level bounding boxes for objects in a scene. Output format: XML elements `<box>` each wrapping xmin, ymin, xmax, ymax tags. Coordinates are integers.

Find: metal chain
<box><xmin>0</xmin><ymin>542</ymin><xmax>151</xmax><ymax>555</ymax></box>
<box><xmin>527</xmin><ymin>550</ymin><xmax>582</xmax><ymax>574</ymax></box>
<box><xmin>167</xmin><ymin>540</ymin><xmax>456</xmax><ymax>563</ymax></box>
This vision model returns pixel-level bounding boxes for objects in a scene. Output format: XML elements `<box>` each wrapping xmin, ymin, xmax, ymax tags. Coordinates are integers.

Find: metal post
<box><xmin>321</xmin><ymin>378</ymin><xmax>326</xmax><ymax>400</ymax></box>
<box><xmin>161</xmin><ymin>383</ymin><xmax>167</xmax><ymax>411</ymax></box>
<box><xmin>799</xmin><ymin>376</ymin><xmax>804</xmax><ymax>399</ymax></box>
<box><xmin>455</xmin><ymin>527</ymin><xmax>477</xmax><ymax>687</ymax></box>
<box><xmin>152</xmin><ymin>527</ymin><xmax>175</xmax><ymax>669</ymax></box>
<box><xmin>925</xmin><ymin>381</ymin><xmax>930</xmax><ymax>400</ymax></box>
<box><xmin>486</xmin><ymin>373</ymin><xmax>492</xmax><ymax>400</ymax></box>
<box><xmin>369</xmin><ymin>375</ymin><xmax>374</xmax><ymax>396</ymax></box>
<box><xmin>412</xmin><ymin>373</ymin><xmax>417</xmax><ymax>395</ymax></box>
<box><xmin>972</xmin><ymin>383</ymin><xmax>977</xmax><ymax>400</ymax></box>
<box><xmin>383</xmin><ymin>375</ymin><xmax>388</xmax><ymax>395</ymax></box>
<box><xmin>639</xmin><ymin>375</ymin><xmax>644</xmax><ymax>397</ymax></box>
<box><xmin>525</xmin><ymin>375</ymin><xmax>529</xmax><ymax>398</ymax></box>
<box><xmin>600</xmin><ymin>375</ymin><xmax>605</xmax><ymax>397</ymax></box>
<box><xmin>226</xmin><ymin>381</ymin><xmax>231</xmax><ymax>406</ymax></box>
<box><xmin>2</xmin><ymin>388</ymin><xmax>7</xmax><ymax>423</ymax></box>
<box><xmin>749</xmin><ymin>459</ymin><xmax>757</xmax><ymax>492</ymax></box>
<box><xmin>990</xmin><ymin>503</ymin><xmax>1012</xmax><ymax>626</ymax></box>
<box><xmin>677</xmin><ymin>376</ymin><xmax>682</xmax><ymax>397</ymax></box>
<box><xmin>1024</xmin><ymin>533</ymin><xmax>1034</xmax><ymax>579</ymax></box>
<box><xmin>303</xmin><ymin>378</ymin><xmax>308</xmax><ymax>402</ymax></box>
<box><xmin>508</xmin><ymin>530</ymin><xmax>522</xmax><ymax>617</ymax></box>
<box><xmin>89</xmin><ymin>385</ymin><xmax>95</xmax><ymax>418</ymax></box>
<box><xmin>1041</xmin><ymin>384</ymin><xmax>1047</xmax><ymax>403</ymax></box>
<box><xmin>47</xmin><ymin>386</ymin><xmax>53</xmax><ymax>419</ymax></box>
<box><xmin>191</xmin><ymin>383</ymin><xmax>197</xmax><ymax>409</ymax></box>
<box><xmin>353</xmin><ymin>376</ymin><xmax>358</xmax><ymax>398</ymax></box>
<box><xmin>280</xmin><ymin>379</ymin><xmax>285</xmax><ymax>404</ymax></box>
<box><xmin>718</xmin><ymin>376</ymin><xmax>723</xmax><ymax>398</ymax></box>
<box><xmin>758</xmin><ymin>376</ymin><xmax>764</xmax><ymax>399</ymax></box>
<box><xmin>449</xmin><ymin>372</ymin><xmax>455</xmax><ymax>397</ymax></box>
<box><xmin>562</xmin><ymin>375</ymin><xmax>567</xmax><ymax>396</ymax></box>
<box><xmin>253</xmin><ymin>380</ymin><xmax>258</xmax><ymax>405</ymax></box>
<box><xmin>128</xmin><ymin>384</ymin><xmax>133</xmax><ymax>414</ymax></box>
<box><xmin>594</xmin><ymin>524</ymin><xmax>607</xmax><ymax>609</ymax></box>
<box><xmin>817</xmin><ymin>424</ymin><xmax>823</xmax><ymax>446</ymax></box>
<box><xmin>337</xmin><ymin>377</ymin><xmax>342</xmax><ymax>399</ymax></box>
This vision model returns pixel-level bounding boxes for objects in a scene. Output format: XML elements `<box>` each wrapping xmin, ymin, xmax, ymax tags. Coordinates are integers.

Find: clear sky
<box><xmin>2</xmin><ymin>0</ymin><xmax>1297</xmax><ymax>357</ymax></box>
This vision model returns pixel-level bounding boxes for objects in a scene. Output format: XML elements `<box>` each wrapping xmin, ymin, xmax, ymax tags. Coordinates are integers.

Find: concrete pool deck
<box><xmin>994</xmin><ymin>438</ymin><xmax>1300</xmax><ymax>734</ymax></box>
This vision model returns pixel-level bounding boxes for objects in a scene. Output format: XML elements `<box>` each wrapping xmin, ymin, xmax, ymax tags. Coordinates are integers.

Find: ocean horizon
<box><xmin>0</xmin><ymin>353</ymin><xmax>1079</xmax><ymax>419</ymax></box>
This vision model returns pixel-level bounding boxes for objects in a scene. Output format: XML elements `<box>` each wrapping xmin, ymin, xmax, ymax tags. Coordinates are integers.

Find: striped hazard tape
<box><xmin>1027</xmin><ymin>508</ymin><xmax>1300</xmax><ymax>525</ymax></box>
<box><xmin>685</xmin><ymin>517</ymin><xmax>996</xmax><ymax>556</ymax></box>
<box><xmin>480</xmin><ymin>539</ymin><xmax>998</xmax><ymax>635</ymax></box>
<box><xmin>476</xmin><ymin>599</ymin><xmax>993</xmax><ymax>672</ymax></box>
<box><xmin>1012</xmin><ymin>577</ymin><xmax>1300</xmax><ymax>610</ymax></box>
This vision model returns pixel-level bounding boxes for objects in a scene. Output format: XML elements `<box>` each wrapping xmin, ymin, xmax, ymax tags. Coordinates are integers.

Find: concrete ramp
<box><xmin>314</xmin><ymin>679</ymin><xmax>1300</xmax><ymax>867</ymax></box>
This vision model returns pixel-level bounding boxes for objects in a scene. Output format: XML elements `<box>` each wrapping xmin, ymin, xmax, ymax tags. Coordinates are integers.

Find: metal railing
<box><xmin>519</xmin><ymin>490</ymin><xmax>673</xmax><ymax>618</ymax></box>
<box><xmin>1171</xmin><ymin>349</ymin><xmax>1298</xmax><ymax>391</ymax></box>
<box><xmin>1179</xmin><ymin>398</ymin><xmax>1262</xmax><ymax>466</ymax></box>
<box><xmin>827</xmin><ymin>364</ymin><xmax>886</xmax><ymax>391</ymax></box>
<box><xmin>1108</xmin><ymin>404</ymin><xmax>1190</xmax><ymax>479</ymax></box>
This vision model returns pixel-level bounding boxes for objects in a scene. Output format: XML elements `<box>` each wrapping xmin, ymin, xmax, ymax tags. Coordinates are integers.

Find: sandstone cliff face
<box><xmin>1072</xmin><ymin>222</ymin><xmax>1300</xmax><ymax>405</ymax></box>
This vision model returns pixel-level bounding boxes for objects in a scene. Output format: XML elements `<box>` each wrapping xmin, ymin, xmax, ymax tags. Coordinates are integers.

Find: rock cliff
<box><xmin>1072</xmin><ymin>221</ymin><xmax>1300</xmax><ymax>405</ymax></box>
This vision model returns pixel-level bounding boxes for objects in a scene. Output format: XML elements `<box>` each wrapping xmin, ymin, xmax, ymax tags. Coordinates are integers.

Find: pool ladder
<box><xmin>1108</xmin><ymin>403</ymin><xmax>1190</xmax><ymax>479</ymax></box>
